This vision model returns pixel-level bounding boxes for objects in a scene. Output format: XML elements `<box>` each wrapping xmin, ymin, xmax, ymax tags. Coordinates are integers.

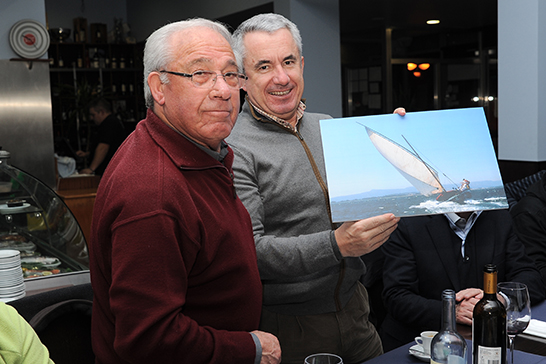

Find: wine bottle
<box><xmin>472</xmin><ymin>264</ymin><xmax>507</xmax><ymax>364</ymax></box>
<box><xmin>430</xmin><ymin>289</ymin><xmax>467</xmax><ymax>364</ymax></box>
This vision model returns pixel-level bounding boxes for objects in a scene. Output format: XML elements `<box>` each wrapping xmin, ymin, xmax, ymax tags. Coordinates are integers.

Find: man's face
<box><xmin>89</xmin><ymin>108</ymin><xmax>105</xmax><ymax>125</ymax></box>
<box><xmin>242</xmin><ymin>28</ymin><xmax>305</xmax><ymax>125</ymax></box>
<box><xmin>151</xmin><ymin>27</ymin><xmax>240</xmax><ymax>151</ymax></box>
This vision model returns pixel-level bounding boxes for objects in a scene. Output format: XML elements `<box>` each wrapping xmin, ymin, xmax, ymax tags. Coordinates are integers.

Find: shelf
<box><xmin>50</xmin><ymin>67</ymin><xmax>140</xmax><ymax>72</ymax></box>
<box><xmin>48</xmin><ymin>42</ymin><xmax>145</xmax><ymax>153</ymax></box>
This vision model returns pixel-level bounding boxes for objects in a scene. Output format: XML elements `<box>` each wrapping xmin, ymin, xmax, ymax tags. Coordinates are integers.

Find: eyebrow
<box><xmin>253</xmin><ymin>54</ymin><xmax>297</xmax><ymax>70</ymax></box>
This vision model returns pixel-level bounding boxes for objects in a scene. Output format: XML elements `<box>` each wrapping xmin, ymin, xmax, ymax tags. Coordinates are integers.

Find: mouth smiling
<box><xmin>269</xmin><ymin>90</ymin><xmax>291</xmax><ymax>96</ymax></box>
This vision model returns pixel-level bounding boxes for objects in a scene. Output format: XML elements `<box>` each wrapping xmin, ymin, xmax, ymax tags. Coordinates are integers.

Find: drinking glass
<box><xmin>497</xmin><ymin>282</ymin><xmax>531</xmax><ymax>364</ymax></box>
<box><xmin>304</xmin><ymin>353</ymin><xmax>343</xmax><ymax>364</ymax></box>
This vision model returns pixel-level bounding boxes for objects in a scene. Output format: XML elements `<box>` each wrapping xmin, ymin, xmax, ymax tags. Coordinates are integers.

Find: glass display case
<box><xmin>0</xmin><ymin>150</ymin><xmax>89</xmax><ymax>282</ymax></box>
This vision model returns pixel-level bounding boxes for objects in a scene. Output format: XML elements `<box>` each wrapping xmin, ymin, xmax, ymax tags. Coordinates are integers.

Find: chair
<box><xmin>9</xmin><ymin>283</ymin><xmax>95</xmax><ymax>364</ymax></box>
<box><xmin>504</xmin><ymin>170</ymin><xmax>546</xmax><ymax>209</ymax></box>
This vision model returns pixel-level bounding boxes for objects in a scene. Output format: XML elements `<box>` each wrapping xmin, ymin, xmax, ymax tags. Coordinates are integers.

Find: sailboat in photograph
<box><xmin>363</xmin><ymin>125</ymin><xmax>471</xmax><ymax>203</ymax></box>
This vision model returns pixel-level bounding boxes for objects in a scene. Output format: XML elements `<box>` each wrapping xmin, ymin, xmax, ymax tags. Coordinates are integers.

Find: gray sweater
<box><xmin>226</xmin><ymin>102</ymin><xmax>366</xmax><ymax>315</ymax></box>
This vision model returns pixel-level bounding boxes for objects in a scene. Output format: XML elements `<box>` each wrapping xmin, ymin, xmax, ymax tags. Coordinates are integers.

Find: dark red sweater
<box><xmin>89</xmin><ymin>110</ymin><xmax>262</xmax><ymax>363</ymax></box>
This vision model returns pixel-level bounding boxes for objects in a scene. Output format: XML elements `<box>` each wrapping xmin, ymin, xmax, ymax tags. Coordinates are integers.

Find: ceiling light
<box><xmin>407</xmin><ymin>63</ymin><xmax>417</xmax><ymax>71</ymax></box>
<box><xmin>413</xmin><ymin>71</ymin><xmax>421</xmax><ymax>77</ymax></box>
<box><xmin>418</xmin><ymin>63</ymin><xmax>430</xmax><ymax>71</ymax></box>
<box><xmin>427</xmin><ymin>20</ymin><xmax>440</xmax><ymax>25</ymax></box>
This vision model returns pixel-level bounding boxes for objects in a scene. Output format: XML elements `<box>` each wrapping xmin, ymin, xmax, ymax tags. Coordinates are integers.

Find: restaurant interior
<box><xmin>1</xmin><ymin>0</ymin><xmax>546</xmax><ymax>363</ymax></box>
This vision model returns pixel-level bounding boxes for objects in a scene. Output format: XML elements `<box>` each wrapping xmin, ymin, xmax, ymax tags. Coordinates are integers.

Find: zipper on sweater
<box><xmin>261</xmin><ymin>117</ymin><xmax>346</xmax><ymax>311</ymax></box>
<box><xmin>294</xmin><ymin>127</ymin><xmax>345</xmax><ymax>311</ymax></box>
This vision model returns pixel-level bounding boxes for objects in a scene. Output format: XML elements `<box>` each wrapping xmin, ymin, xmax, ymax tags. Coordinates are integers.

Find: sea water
<box><xmin>331</xmin><ymin>187</ymin><xmax>508</xmax><ymax>222</ymax></box>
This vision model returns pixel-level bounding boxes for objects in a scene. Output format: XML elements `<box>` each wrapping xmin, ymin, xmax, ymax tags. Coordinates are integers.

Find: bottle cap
<box><xmin>484</xmin><ymin>264</ymin><xmax>497</xmax><ymax>273</ymax></box>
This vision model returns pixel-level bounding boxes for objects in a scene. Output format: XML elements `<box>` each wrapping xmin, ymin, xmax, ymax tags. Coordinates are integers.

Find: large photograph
<box><xmin>320</xmin><ymin>107</ymin><xmax>508</xmax><ymax>222</ymax></box>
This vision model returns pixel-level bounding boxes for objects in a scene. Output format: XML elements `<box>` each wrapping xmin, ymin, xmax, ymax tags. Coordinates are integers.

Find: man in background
<box><xmin>77</xmin><ymin>97</ymin><xmax>126</xmax><ymax>176</ymax></box>
<box><xmin>511</xmin><ymin>172</ymin><xmax>546</xmax><ymax>284</ymax></box>
<box><xmin>88</xmin><ymin>18</ymin><xmax>280</xmax><ymax>364</ymax></box>
<box><xmin>380</xmin><ymin>209</ymin><xmax>545</xmax><ymax>350</ymax></box>
<box><xmin>227</xmin><ymin>13</ymin><xmax>403</xmax><ymax>363</ymax></box>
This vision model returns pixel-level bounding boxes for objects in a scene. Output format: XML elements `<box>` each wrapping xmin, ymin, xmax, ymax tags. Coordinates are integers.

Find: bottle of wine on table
<box><xmin>430</xmin><ymin>289</ymin><xmax>467</xmax><ymax>364</ymax></box>
<box><xmin>472</xmin><ymin>264</ymin><xmax>507</xmax><ymax>364</ymax></box>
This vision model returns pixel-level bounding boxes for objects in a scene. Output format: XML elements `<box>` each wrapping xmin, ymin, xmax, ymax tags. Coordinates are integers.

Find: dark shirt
<box><xmin>92</xmin><ymin>114</ymin><xmax>126</xmax><ymax>175</ymax></box>
<box><xmin>511</xmin><ymin>173</ymin><xmax>546</xmax><ymax>284</ymax></box>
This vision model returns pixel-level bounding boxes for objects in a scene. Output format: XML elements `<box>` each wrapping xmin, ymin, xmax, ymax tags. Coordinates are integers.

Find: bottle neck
<box><xmin>483</xmin><ymin>270</ymin><xmax>497</xmax><ymax>296</ymax></box>
<box><xmin>442</xmin><ymin>292</ymin><xmax>457</xmax><ymax>331</ymax></box>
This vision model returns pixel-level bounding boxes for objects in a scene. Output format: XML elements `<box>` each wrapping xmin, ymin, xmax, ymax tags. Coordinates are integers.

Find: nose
<box><xmin>210</xmin><ymin>74</ymin><xmax>232</xmax><ymax>99</ymax></box>
<box><xmin>272</xmin><ymin>65</ymin><xmax>290</xmax><ymax>85</ymax></box>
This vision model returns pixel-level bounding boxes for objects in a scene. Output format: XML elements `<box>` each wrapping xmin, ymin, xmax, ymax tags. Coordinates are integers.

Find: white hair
<box><xmin>232</xmin><ymin>13</ymin><xmax>303</xmax><ymax>73</ymax></box>
<box><xmin>143</xmin><ymin>18</ymin><xmax>233</xmax><ymax>109</ymax></box>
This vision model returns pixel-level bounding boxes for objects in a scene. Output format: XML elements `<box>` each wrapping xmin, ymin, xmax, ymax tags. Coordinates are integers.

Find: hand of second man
<box><xmin>335</xmin><ymin>213</ymin><xmax>399</xmax><ymax>257</ymax></box>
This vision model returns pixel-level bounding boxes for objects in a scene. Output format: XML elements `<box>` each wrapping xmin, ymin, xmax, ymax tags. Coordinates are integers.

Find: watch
<box><xmin>9</xmin><ymin>19</ymin><xmax>50</xmax><ymax>59</ymax></box>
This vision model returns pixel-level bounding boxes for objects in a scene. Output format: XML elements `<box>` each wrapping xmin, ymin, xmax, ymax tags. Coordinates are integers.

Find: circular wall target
<box><xmin>9</xmin><ymin>19</ymin><xmax>50</xmax><ymax>59</ymax></box>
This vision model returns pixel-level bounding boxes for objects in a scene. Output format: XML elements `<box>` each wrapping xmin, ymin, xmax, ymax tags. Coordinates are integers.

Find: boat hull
<box><xmin>436</xmin><ymin>190</ymin><xmax>472</xmax><ymax>203</ymax></box>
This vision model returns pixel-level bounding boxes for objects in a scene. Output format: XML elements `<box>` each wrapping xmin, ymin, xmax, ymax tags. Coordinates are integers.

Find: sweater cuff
<box><xmin>330</xmin><ymin>230</ymin><xmax>343</xmax><ymax>260</ymax></box>
<box><xmin>251</xmin><ymin>333</ymin><xmax>262</xmax><ymax>364</ymax></box>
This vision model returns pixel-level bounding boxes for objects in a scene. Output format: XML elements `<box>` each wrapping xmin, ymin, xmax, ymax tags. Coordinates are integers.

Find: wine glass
<box><xmin>497</xmin><ymin>282</ymin><xmax>531</xmax><ymax>364</ymax></box>
<box><xmin>304</xmin><ymin>353</ymin><xmax>343</xmax><ymax>364</ymax></box>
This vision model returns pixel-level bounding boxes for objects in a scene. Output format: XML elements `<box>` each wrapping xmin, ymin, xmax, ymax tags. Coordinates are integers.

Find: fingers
<box><xmin>456</xmin><ymin>288</ymin><xmax>483</xmax><ymax>302</ymax></box>
<box><xmin>393</xmin><ymin>107</ymin><xmax>406</xmax><ymax>116</ymax></box>
<box><xmin>455</xmin><ymin>301</ymin><xmax>474</xmax><ymax>325</ymax></box>
<box><xmin>336</xmin><ymin>214</ymin><xmax>399</xmax><ymax>257</ymax></box>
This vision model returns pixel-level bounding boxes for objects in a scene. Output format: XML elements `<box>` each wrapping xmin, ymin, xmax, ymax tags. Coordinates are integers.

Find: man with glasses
<box><xmin>88</xmin><ymin>18</ymin><xmax>281</xmax><ymax>364</ymax></box>
<box><xmin>226</xmin><ymin>13</ymin><xmax>403</xmax><ymax>363</ymax></box>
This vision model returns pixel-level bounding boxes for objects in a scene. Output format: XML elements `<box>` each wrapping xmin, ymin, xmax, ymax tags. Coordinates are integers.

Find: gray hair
<box><xmin>143</xmin><ymin>18</ymin><xmax>233</xmax><ymax>109</ymax></box>
<box><xmin>232</xmin><ymin>13</ymin><xmax>303</xmax><ymax>73</ymax></box>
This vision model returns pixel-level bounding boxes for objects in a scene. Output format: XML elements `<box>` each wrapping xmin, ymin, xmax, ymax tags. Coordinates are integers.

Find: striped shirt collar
<box><xmin>445</xmin><ymin>211</ymin><xmax>482</xmax><ymax>257</ymax></box>
<box><xmin>247</xmin><ymin>98</ymin><xmax>306</xmax><ymax>130</ymax></box>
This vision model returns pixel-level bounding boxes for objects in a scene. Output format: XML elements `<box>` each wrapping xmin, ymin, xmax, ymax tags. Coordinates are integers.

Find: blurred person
<box><xmin>77</xmin><ymin>98</ymin><xmax>126</xmax><ymax>176</ymax></box>
<box><xmin>380</xmin><ymin>209</ymin><xmax>545</xmax><ymax>351</ymax></box>
<box><xmin>88</xmin><ymin>18</ymin><xmax>280</xmax><ymax>364</ymax></box>
<box><xmin>0</xmin><ymin>301</ymin><xmax>54</xmax><ymax>364</ymax></box>
<box><xmin>511</xmin><ymin>172</ymin><xmax>546</xmax><ymax>285</ymax></box>
<box><xmin>227</xmin><ymin>13</ymin><xmax>404</xmax><ymax>364</ymax></box>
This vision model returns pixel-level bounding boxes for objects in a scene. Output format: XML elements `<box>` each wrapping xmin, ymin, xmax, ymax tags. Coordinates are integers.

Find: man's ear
<box><xmin>148</xmin><ymin>72</ymin><xmax>166</xmax><ymax>106</ymax></box>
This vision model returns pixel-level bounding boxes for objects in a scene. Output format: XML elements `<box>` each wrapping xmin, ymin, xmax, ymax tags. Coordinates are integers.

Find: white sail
<box><xmin>365</xmin><ymin>126</ymin><xmax>444</xmax><ymax>196</ymax></box>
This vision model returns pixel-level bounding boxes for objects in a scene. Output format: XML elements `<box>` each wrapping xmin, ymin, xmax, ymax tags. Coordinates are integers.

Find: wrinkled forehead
<box><xmin>170</xmin><ymin>28</ymin><xmax>237</xmax><ymax>70</ymax></box>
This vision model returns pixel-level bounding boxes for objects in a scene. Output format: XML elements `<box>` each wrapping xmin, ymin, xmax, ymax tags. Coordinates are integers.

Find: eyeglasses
<box><xmin>159</xmin><ymin>70</ymin><xmax>246</xmax><ymax>88</ymax></box>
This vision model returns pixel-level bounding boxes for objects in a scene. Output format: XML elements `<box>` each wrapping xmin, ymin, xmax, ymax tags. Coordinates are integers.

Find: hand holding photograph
<box><xmin>320</xmin><ymin>107</ymin><xmax>508</xmax><ymax>222</ymax></box>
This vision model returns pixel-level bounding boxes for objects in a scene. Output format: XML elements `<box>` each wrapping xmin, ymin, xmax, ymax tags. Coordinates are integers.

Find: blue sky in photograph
<box><xmin>320</xmin><ymin>107</ymin><xmax>503</xmax><ymax>199</ymax></box>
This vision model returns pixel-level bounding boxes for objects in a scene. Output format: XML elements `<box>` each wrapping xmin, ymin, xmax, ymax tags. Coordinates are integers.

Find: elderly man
<box><xmin>88</xmin><ymin>18</ymin><xmax>280</xmax><ymax>364</ymax></box>
<box><xmin>227</xmin><ymin>13</ymin><xmax>402</xmax><ymax>364</ymax></box>
<box><xmin>77</xmin><ymin>97</ymin><xmax>126</xmax><ymax>176</ymax></box>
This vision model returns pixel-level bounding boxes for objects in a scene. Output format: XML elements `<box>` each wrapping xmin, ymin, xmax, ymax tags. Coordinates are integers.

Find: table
<box><xmin>364</xmin><ymin>340</ymin><xmax>546</xmax><ymax>364</ymax></box>
<box><xmin>364</xmin><ymin>299</ymin><xmax>546</xmax><ymax>363</ymax></box>
<box><xmin>517</xmin><ymin>297</ymin><xmax>546</xmax><ymax>356</ymax></box>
